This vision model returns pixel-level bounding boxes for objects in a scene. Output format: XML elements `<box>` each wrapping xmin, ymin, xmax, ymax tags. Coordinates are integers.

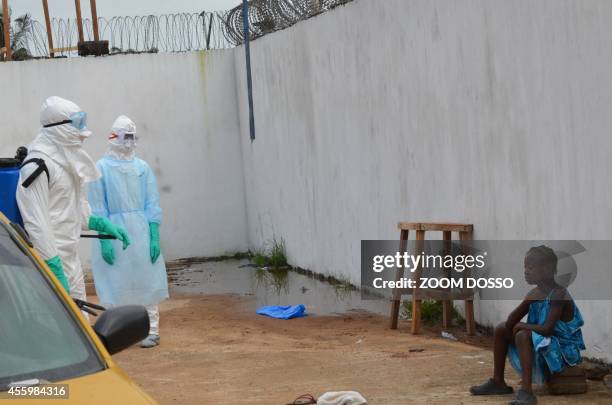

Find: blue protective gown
<box><xmin>508</xmin><ymin>293</ymin><xmax>585</xmax><ymax>384</ymax></box>
<box><xmin>88</xmin><ymin>156</ymin><xmax>169</xmax><ymax>307</ymax></box>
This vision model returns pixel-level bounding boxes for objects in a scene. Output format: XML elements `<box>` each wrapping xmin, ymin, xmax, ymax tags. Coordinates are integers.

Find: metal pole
<box><xmin>41</xmin><ymin>0</ymin><xmax>54</xmax><ymax>57</ymax></box>
<box><xmin>74</xmin><ymin>0</ymin><xmax>84</xmax><ymax>43</ymax></box>
<box><xmin>199</xmin><ymin>11</ymin><xmax>212</xmax><ymax>51</ymax></box>
<box><xmin>242</xmin><ymin>0</ymin><xmax>256</xmax><ymax>141</ymax></box>
<box><xmin>199</xmin><ymin>11</ymin><xmax>206</xmax><ymax>48</ymax></box>
<box><xmin>90</xmin><ymin>0</ymin><xmax>99</xmax><ymax>41</ymax></box>
<box><xmin>206</xmin><ymin>13</ymin><xmax>213</xmax><ymax>50</ymax></box>
<box><xmin>2</xmin><ymin>0</ymin><xmax>11</xmax><ymax>60</ymax></box>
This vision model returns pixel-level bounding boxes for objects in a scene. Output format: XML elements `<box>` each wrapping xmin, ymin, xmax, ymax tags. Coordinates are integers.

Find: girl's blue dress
<box><xmin>508</xmin><ymin>292</ymin><xmax>585</xmax><ymax>384</ymax></box>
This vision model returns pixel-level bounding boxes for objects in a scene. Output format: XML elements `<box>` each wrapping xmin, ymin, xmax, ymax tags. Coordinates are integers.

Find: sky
<box><xmin>10</xmin><ymin>0</ymin><xmax>240</xmax><ymax>22</ymax></box>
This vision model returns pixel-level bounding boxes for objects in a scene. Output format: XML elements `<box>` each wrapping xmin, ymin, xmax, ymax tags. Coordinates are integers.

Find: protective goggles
<box><xmin>43</xmin><ymin>111</ymin><xmax>88</xmax><ymax>131</ymax></box>
<box><xmin>109</xmin><ymin>130</ymin><xmax>138</xmax><ymax>142</ymax></box>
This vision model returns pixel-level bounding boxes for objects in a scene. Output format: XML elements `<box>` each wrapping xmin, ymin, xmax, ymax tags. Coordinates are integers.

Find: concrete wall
<box><xmin>0</xmin><ymin>52</ymin><xmax>249</xmax><ymax>262</ymax></box>
<box><xmin>1</xmin><ymin>0</ymin><xmax>611</xmax><ymax>360</ymax></box>
<box><xmin>234</xmin><ymin>0</ymin><xmax>612</xmax><ymax>360</ymax></box>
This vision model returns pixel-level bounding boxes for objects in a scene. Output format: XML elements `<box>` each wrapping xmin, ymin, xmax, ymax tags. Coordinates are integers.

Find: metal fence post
<box><xmin>207</xmin><ymin>13</ymin><xmax>213</xmax><ymax>50</ymax></box>
<box><xmin>242</xmin><ymin>0</ymin><xmax>256</xmax><ymax>141</ymax></box>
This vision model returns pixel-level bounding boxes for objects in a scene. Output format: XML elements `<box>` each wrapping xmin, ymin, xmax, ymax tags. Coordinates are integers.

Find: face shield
<box><xmin>107</xmin><ymin>128</ymin><xmax>138</xmax><ymax>160</ymax></box>
<box><xmin>109</xmin><ymin>130</ymin><xmax>139</xmax><ymax>148</ymax></box>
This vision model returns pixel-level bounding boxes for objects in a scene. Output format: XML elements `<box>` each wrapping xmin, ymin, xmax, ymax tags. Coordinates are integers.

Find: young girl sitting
<box><xmin>470</xmin><ymin>245</ymin><xmax>585</xmax><ymax>405</ymax></box>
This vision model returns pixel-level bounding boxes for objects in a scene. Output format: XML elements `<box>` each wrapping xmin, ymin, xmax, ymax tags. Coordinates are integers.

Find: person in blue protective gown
<box><xmin>470</xmin><ymin>245</ymin><xmax>585</xmax><ymax>405</ymax></box>
<box><xmin>88</xmin><ymin>115</ymin><xmax>169</xmax><ymax>348</ymax></box>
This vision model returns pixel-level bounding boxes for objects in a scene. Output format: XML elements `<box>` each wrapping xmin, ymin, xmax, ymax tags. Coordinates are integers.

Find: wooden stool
<box><xmin>389</xmin><ymin>222</ymin><xmax>476</xmax><ymax>335</ymax></box>
<box><xmin>548</xmin><ymin>366</ymin><xmax>588</xmax><ymax>395</ymax></box>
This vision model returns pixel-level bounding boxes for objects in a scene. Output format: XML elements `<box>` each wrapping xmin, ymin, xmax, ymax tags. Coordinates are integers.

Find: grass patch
<box><xmin>401</xmin><ymin>299</ymin><xmax>464</xmax><ymax>326</ymax></box>
<box><xmin>269</xmin><ymin>238</ymin><xmax>287</xmax><ymax>268</ymax></box>
<box><xmin>251</xmin><ymin>237</ymin><xmax>288</xmax><ymax>269</ymax></box>
<box><xmin>253</xmin><ymin>252</ymin><xmax>268</xmax><ymax>268</ymax></box>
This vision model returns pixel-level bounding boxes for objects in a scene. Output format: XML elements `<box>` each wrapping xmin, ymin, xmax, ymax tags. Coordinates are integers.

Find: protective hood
<box><xmin>106</xmin><ymin>115</ymin><xmax>137</xmax><ymax>161</ymax></box>
<box><xmin>29</xmin><ymin>96</ymin><xmax>100</xmax><ymax>183</ymax></box>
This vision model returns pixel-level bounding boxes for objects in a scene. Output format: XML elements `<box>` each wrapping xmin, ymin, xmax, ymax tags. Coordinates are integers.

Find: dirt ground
<box><xmin>106</xmin><ymin>293</ymin><xmax>611</xmax><ymax>405</ymax></box>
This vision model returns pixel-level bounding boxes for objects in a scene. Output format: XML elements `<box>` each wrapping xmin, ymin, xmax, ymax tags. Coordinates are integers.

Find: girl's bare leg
<box><xmin>493</xmin><ymin>322</ymin><xmax>513</xmax><ymax>385</ymax></box>
<box><xmin>514</xmin><ymin>329</ymin><xmax>534</xmax><ymax>393</ymax></box>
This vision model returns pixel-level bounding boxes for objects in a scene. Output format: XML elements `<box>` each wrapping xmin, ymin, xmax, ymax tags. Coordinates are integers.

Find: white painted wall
<box><xmin>0</xmin><ymin>51</ymin><xmax>249</xmax><ymax>263</ymax></box>
<box><xmin>1</xmin><ymin>0</ymin><xmax>611</xmax><ymax>361</ymax></box>
<box><xmin>234</xmin><ymin>0</ymin><xmax>612</xmax><ymax>360</ymax></box>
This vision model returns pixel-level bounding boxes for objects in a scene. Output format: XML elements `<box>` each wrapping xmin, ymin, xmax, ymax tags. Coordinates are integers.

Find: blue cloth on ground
<box><xmin>508</xmin><ymin>292</ymin><xmax>585</xmax><ymax>384</ymax></box>
<box><xmin>256</xmin><ymin>304</ymin><xmax>306</xmax><ymax>319</ymax></box>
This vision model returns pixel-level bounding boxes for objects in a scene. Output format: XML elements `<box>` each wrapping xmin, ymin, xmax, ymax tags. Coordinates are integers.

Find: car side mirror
<box><xmin>93</xmin><ymin>306</ymin><xmax>149</xmax><ymax>355</ymax></box>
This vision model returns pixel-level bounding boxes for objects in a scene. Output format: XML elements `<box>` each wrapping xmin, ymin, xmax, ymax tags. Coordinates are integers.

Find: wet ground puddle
<box><xmin>168</xmin><ymin>259</ymin><xmax>390</xmax><ymax>316</ymax></box>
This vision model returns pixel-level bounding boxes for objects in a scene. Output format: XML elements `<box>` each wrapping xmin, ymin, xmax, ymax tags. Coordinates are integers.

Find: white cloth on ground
<box><xmin>317</xmin><ymin>391</ymin><xmax>367</xmax><ymax>405</ymax></box>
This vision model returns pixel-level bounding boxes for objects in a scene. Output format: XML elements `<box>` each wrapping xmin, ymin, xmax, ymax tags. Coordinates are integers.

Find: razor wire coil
<box><xmin>13</xmin><ymin>0</ymin><xmax>354</xmax><ymax>58</ymax></box>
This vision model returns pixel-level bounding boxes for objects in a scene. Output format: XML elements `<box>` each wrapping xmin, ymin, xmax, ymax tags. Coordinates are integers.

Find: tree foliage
<box><xmin>1</xmin><ymin>9</ymin><xmax>33</xmax><ymax>61</ymax></box>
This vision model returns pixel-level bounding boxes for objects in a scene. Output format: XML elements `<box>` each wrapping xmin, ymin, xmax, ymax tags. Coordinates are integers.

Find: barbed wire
<box><xmin>13</xmin><ymin>0</ymin><xmax>354</xmax><ymax>58</ymax></box>
<box><xmin>224</xmin><ymin>0</ymin><xmax>354</xmax><ymax>44</ymax></box>
<box><xmin>21</xmin><ymin>12</ymin><xmax>231</xmax><ymax>57</ymax></box>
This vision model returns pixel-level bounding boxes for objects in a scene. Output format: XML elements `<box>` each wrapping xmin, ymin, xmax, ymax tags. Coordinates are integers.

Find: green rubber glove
<box><xmin>45</xmin><ymin>256</ymin><xmax>70</xmax><ymax>293</ymax></box>
<box><xmin>88</xmin><ymin>215</ymin><xmax>131</xmax><ymax>250</ymax></box>
<box><xmin>100</xmin><ymin>238</ymin><xmax>116</xmax><ymax>265</ymax></box>
<box><xmin>150</xmin><ymin>222</ymin><xmax>161</xmax><ymax>264</ymax></box>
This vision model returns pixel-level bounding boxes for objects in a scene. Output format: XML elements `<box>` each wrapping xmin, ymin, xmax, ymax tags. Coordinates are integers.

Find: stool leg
<box><xmin>459</xmin><ymin>230</ymin><xmax>475</xmax><ymax>335</ymax></box>
<box><xmin>411</xmin><ymin>297</ymin><xmax>421</xmax><ymax>334</ymax></box>
<box><xmin>442</xmin><ymin>300</ymin><xmax>452</xmax><ymax>329</ymax></box>
<box><xmin>389</xmin><ymin>229</ymin><xmax>409</xmax><ymax>329</ymax></box>
<box><xmin>411</xmin><ymin>230</ymin><xmax>425</xmax><ymax>334</ymax></box>
<box><xmin>465</xmin><ymin>299</ymin><xmax>475</xmax><ymax>335</ymax></box>
<box><xmin>442</xmin><ymin>231</ymin><xmax>452</xmax><ymax>329</ymax></box>
<box><xmin>390</xmin><ymin>300</ymin><xmax>401</xmax><ymax>329</ymax></box>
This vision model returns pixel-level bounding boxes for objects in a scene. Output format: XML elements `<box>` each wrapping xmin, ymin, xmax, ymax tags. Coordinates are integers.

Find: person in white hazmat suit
<box><xmin>88</xmin><ymin>115</ymin><xmax>169</xmax><ymax>348</ymax></box>
<box><xmin>17</xmin><ymin>96</ymin><xmax>131</xmax><ymax>301</ymax></box>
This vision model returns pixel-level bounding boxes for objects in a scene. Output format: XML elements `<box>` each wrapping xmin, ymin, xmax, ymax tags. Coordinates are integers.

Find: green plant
<box><xmin>253</xmin><ymin>251</ymin><xmax>268</xmax><ymax>267</ymax></box>
<box><xmin>0</xmin><ymin>10</ymin><xmax>33</xmax><ymax>61</ymax></box>
<box><xmin>401</xmin><ymin>299</ymin><xmax>464</xmax><ymax>326</ymax></box>
<box><xmin>269</xmin><ymin>238</ymin><xmax>287</xmax><ymax>269</ymax></box>
<box><xmin>252</xmin><ymin>237</ymin><xmax>287</xmax><ymax>269</ymax></box>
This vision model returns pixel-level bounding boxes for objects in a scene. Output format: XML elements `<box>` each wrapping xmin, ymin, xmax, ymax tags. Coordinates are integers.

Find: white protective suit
<box><xmin>16</xmin><ymin>96</ymin><xmax>101</xmax><ymax>301</ymax></box>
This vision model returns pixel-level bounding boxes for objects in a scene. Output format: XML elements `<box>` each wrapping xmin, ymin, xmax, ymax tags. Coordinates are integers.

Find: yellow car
<box><xmin>0</xmin><ymin>212</ymin><xmax>156</xmax><ymax>404</ymax></box>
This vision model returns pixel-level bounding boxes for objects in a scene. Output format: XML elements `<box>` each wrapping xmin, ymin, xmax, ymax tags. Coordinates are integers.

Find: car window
<box><xmin>0</xmin><ymin>225</ymin><xmax>105</xmax><ymax>390</ymax></box>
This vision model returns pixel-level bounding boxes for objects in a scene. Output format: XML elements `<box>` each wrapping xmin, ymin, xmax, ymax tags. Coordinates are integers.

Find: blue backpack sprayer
<box><xmin>0</xmin><ymin>147</ymin><xmax>31</xmax><ymax>226</ymax></box>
